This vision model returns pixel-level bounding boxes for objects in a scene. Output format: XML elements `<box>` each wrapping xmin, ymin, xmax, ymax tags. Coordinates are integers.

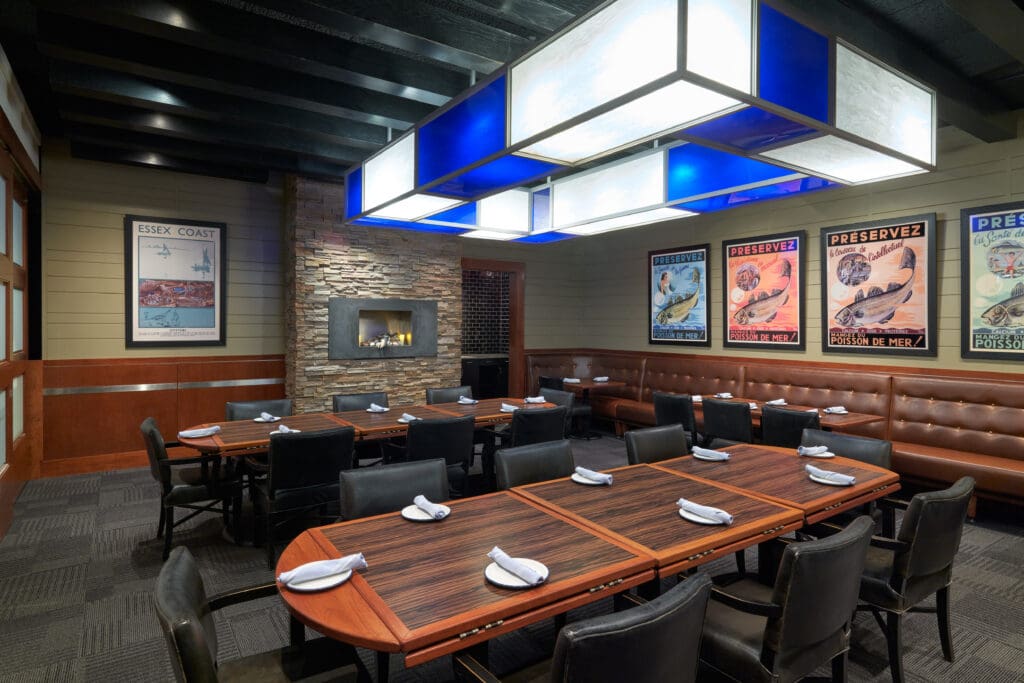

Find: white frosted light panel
<box><xmin>761</xmin><ymin>135</ymin><xmax>926</xmax><ymax>184</ymax></box>
<box><xmin>460</xmin><ymin>230</ymin><xmax>520</xmax><ymax>240</ymax></box>
<box><xmin>368</xmin><ymin>194</ymin><xmax>462</xmax><ymax>221</ymax></box>
<box><xmin>510</xmin><ymin>0</ymin><xmax>677</xmax><ymax>147</ymax></box>
<box><xmin>12</xmin><ymin>375</ymin><xmax>22</xmax><ymax>440</ymax></box>
<box><xmin>520</xmin><ymin>81</ymin><xmax>742</xmax><ymax>164</ymax></box>
<box><xmin>687</xmin><ymin>0</ymin><xmax>753</xmax><ymax>93</ymax></box>
<box><xmin>836</xmin><ymin>45</ymin><xmax>934</xmax><ymax>164</ymax></box>
<box><xmin>562</xmin><ymin>208</ymin><xmax>695</xmax><ymax>235</ymax></box>
<box><xmin>12</xmin><ymin>288</ymin><xmax>22</xmax><ymax>353</ymax></box>
<box><xmin>363</xmin><ymin>134</ymin><xmax>416</xmax><ymax>212</ymax></box>
<box><xmin>552</xmin><ymin>152</ymin><xmax>665</xmax><ymax>229</ymax></box>
<box><xmin>477</xmin><ymin>189</ymin><xmax>531</xmax><ymax>232</ymax></box>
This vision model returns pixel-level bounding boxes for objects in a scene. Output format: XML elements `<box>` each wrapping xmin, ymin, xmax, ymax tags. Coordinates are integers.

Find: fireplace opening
<box><xmin>358</xmin><ymin>309</ymin><xmax>412</xmax><ymax>347</ymax></box>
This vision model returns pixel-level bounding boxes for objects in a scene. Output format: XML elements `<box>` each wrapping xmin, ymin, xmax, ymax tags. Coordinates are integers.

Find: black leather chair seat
<box><xmin>701</xmin><ymin>581</ymin><xmax>769</xmax><ymax>682</ymax></box>
<box><xmin>860</xmin><ymin>545</ymin><xmax>950</xmax><ymax>611</ymax></box>
<box><xmin>165</xmin><ymin>479</ymin><xmax>236</xmax><ymax>507</ymax></box>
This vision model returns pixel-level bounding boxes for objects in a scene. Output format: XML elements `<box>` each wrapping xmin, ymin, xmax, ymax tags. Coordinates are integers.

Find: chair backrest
<box><xmin>653</xmin><ymin>392</ymin><xmax>697</xmax><ymax>437</ymax></box>
<box><xmin>550</xmin><ymin>573</ymin><xmax>711</xmax><ymax>683</ymax></box>
<box><xmin>406</xmin><ymin>416</ymin><xmax>475</xmax><ymax>466</ymax></box>
<box><xmin>511</xmin><ymin>406</ymin><xmax>568</xmax><ymax>447</ymax></box>
<box><xmin>892</xmin><ymin>476</ymin><xmax>975</xmax><ymax>596</ymax></box>
<box><xmin>539</xmin><ymin>388</ymin><xmax>575</xmax><ymax>437</ymax></box>
<box><xmin>267</xmin><ymin>427</ymin><xmax>355</xmax><ymax>494</ymax></box>
<box><xmin>154</xmin><ymin>546</ymin><xmax>220</xmax><ymax>682</ymax></box>
<box><xmin>625</xmin><ymin>424</ymin><xmax>688</xmax><ymax>465</ymax></box>
<box><xmin>225</xmin><ymin>399</ymin><xmax>293</xmax><ymax>421</ymax></box>
<box><xmin>799</xmin><ymin>428</ymin><xmax>892</xmax><ymax>469</ymax></box>
<box><xmin>339</xmin><ymin>459</ymin><xmax>448</xmax><ymax>520</ymax></box>
<box><xmin>760</xmin><ymin>407</ymin><xmax>820</xmax><ymax>448</ymax></box>
<box><xmin>495</xmin><ymin>439</ymin><xmax>575</xmax><ymax>489</ymax></box>
<box><xmin>538</xmin><ymin>375</ymin><xmax>564</xmax><ymax>391</ymax></box>
<box><xmin>701</xmin><ymin>399</ymin><xmax>753</xmax><ymax>444</ymax></box>
<box><xmin>333</xmin><ymin>392</ymin><xmax>388</xmax><ymax>412</ymax></box>
<box><xmin>425</xmin><ymin>385</ymin><xmax>472</xmax><ymax>404</ymax></box>
<box><xmin>140</xmin><ymin>417</ymin><xmax>171</xmax><ymax>489</ymax></box>
<box><xmin>765</xmin><ymin>516</ymin><xmax>873</xmax><ymax>678</ymax></box>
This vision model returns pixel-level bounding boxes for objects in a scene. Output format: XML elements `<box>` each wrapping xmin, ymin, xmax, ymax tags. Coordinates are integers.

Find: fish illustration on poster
<box><xmin>649</xmin><ymin>244</ymin><xmax>710</xmax><ymax>346</ymax></box>
<box><xmin>961</xmin><ymin>201</ymin><xmax>1024</xmax><ymax>359</ymax></box>
<box><xmin>821</xmin><ymin>214</ymin><xmax>936</xmax><ymax>356</ymax></box>
<box><xmin>722</xmin><ymin>231</ymin><xmax>805</xmax><ymax>350</ymax></box>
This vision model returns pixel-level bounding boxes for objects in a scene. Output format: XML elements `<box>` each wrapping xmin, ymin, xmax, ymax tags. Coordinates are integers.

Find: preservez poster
<box><xmin>821</xmin><ymin>214</ymin><xmax>936</xmax><ymax>356</ymax></box>
<box><xmin>649</xmin><ymin>244</ymin><xmax>710</xmax><ymax>346</ymax></box>
<box><xmin>722</xmin><ymin>231</ymin><xmax>805</xmax><ymax>350</ymax></box>
<box><xmin>961</xmin><ymin>201</ymin><xmax>1024</xmax><ymax>359</ymax></box>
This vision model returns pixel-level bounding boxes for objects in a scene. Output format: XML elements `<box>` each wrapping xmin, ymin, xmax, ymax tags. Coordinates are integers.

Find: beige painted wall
<box><xmin>41</xmin><ymin>145</ymin><xmax>286</xmax><ymax>359</ymax></box>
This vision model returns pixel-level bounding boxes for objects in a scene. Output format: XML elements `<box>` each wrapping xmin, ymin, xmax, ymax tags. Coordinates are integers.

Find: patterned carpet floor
<box><xmin>1</xmin><ymin>434</ymin><xmax>1022</xmax><ymax>682</ymax></box>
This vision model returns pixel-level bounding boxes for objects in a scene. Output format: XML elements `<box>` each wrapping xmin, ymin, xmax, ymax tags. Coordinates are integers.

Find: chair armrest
<box><xmin>453</xmin><ymin>653</ymin><xmax>502</xmax><ymax>683</ymax></box>
<box><xmin>710</xmin><ymin>586</ymin><xmax>783</xmax><ymax>618</ymax></box>
<box><xmin>165</xmin><ymin>440</ymin><xmax>183</xmax><ymax>449</ymax></box>
<box><xmin>208</xmin><ymin>582</ymin><xmax>278</xmax><ymax>611</ymax></box>
<box><xmin>876</xmin><ymin>496</ymin><xmax>909</xmax><ymax>511</ymax></box>
<box><xmin>802</xmin><ymin>522</ymin><xmax>843</xmax><ymax>538</ymax></box>
<box><xmin>868</xmin><ymin>535</ymin><xmax>910</xmax><ymax>553</ymax></box>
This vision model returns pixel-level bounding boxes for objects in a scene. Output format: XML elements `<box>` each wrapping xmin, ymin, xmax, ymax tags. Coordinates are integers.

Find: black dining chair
<box><xmin>855</xmin><ymin>477</ymin><xmax>975</xmax><ymax>683</ymax></box>
<box><xmin>455</xmin><ymin>573</ymin><xmax>712</xmax><ymax>683</ymax></box>
<box><xmin>484</xmin><ymin>406</ymin><xmax>568</xmax><ymax>489</ymax></box>
<box><xmin>253</xmin><ymin>426</ymin><xmax>355</xmax><ymax>568</ymax></box>
<box><xmin>387</xmin><ymin>415</ymin><xmax>475</xmax><ymax>496</ymax></box>
<box><xmin>801</xmin><ymin>427</ymin><xmax>893</xmax><ymax>528</ymax></box>
<box><xmin>141</xmin><ymin>417</ymin><xmax>242</xmax><ymax>560</ymax></box>
<box><xmin>494</xmin><ymin>439</ymin><xmax>575</xmax><ymax>489</ymax></box>
<box><xmin>538</xmin><ymin>375</ymin><xmax>564</xmax><ymax>391</ymax></box>
<box><xmin>699</xmin><ymin>516</ymin><xmax>874</xmax><ymax>683</ymax></box>
<box><xmin>538</xmin><ymin>387</ymin><xmax>577</xmax><ymax>438</ymax></box>
<box><xmin>425</xmin><ymin>385</ymin><xmax>473</xmax><ymax>404</ymax></box>
<box><xmin>224</xmin><ymin>399</ymin><xmax>293</xmax><ymax>421</ymax></box>
<box><xmin>760</xmin><ymin>405</ymin><xmax>820</xmax><ymax>448</ymax></box>
<box><xmin>155</xmin><ymin>547</ymin><xmax>370</xmax><ymax>683</ymax></box>
<box><xmin>332</xmin><ymin>391</ymin><xmax>391</xmax><ymax>467</ymax></box>
<box><xmin>701</xmin><ymin>398</ymin><xmax>753</xmax><ymax>447</ymax></box>
<box><xmin>544</xmin><ymin>385</ymin><xmax>593</xmax><ymax>439</ymax></box>
<box><xmin>624</xmin><ymin>424</ymin><xmax>689</xmax><ymax>464</ymax></box>
<box><xmin>653</xmin><ymin>391</ymin><xmax>698</xmax><ymax>448</ymax></box>
<box><xmin>340</xmin><ymin>459</ymin><xmax>449</xmax><ymax>520</ymax></box>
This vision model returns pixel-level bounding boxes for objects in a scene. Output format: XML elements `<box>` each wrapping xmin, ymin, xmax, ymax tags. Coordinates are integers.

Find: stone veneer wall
<box><xmin>285</xmin><ymin>176</ymin><xmax>462</xmax><ymax>412</ymax></box>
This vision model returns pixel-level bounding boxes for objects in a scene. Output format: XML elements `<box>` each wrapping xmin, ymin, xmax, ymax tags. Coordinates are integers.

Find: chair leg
<box><xmin>162</xmin><ymin>506</ymin><xmax>174</xmax><ymax>560</ymax></box>
<box><xmin>831</xmin><ymin>649</ymin><xmax>849</xmax><ymax>683</ymax></box>
<box><xmin>885</xmin><ymin>611</ymin><xmax>905</xmax><ymax>683</ymax></box>
<box><xmin>937</xmin><ymin>586</ymin><xmax>954</xmax><ymax>662</ymax></box>
<box><xmin>157</xmin><ymin>504</ymin><xmax>166</xmax><ymax>538</ymax></box>
<box><xmin>734</xmin><ymin>549</ymin><xmax>746</xmax><ymax>575</ymax></box>
<box><xmin>265</xmin><ymin>509</ymin><xmax>276</xmax><ymax>570</ymax></box>
<box><xmin>376</xmin><ymin>651</ymin><xmax>390</xmax><ymax>683</ymax></box>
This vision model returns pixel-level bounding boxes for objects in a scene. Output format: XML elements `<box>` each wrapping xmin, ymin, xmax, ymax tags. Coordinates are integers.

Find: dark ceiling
<box><xmin>1</xmin><ymin>0</ymin><xmax>1022</xmax><ymax>184</ymax></box>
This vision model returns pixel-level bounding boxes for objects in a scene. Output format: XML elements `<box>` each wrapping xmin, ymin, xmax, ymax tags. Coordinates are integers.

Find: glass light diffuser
<box><xmin>562</xmin><ymin>207</ymin><xmax>695</xmax><ymax>235</ymax></box>
<box><xmin>363</xmin><ymin>133</ymin><xmax>415</xmax><ymax>212</ymax></box>
<box><xmin>760</xmin><ymin>135</ymin><xmax>926</xmax><ymax>184</ymax></box>
<box><xmin>552</xmin><ymin>151</ymin><xmax>665</xmax><ymax>229</ymax></box>
<box><xmin>477</xmin><ymin>189</ymin><xmax>531</xmax><ymax>233</ymax></box>
<box><xmin>368</xmin><ymin>194</ymin><xmax>463</xmax><ymax>221</ymax></box>
<box><xmin>460</xmin><ymin>230</ymin><xmax>521</xmax><ymax>240</ymax></box>
<box><xmin>686</xmin><ymin>0</ymin><xmax>752</xmax><ymax>93</ymax></box>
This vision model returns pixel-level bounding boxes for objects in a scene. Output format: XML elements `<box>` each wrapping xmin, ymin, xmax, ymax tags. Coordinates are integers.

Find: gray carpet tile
<box><xmin>0</xmin><ymin>433</ymin><xmax>1021</xmax><ymax>682</ymax></box>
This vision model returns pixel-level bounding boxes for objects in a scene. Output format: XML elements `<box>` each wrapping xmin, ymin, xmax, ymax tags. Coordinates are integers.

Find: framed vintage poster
<box><xmin>649</xmin><ymin>244</ymin><xmax>710</xmax><ymax>345</ymax></box>
<box><xmin>722</xmin><ymin>231</ymin><xmax>805</xmax><ymax>350</ymax></box>
<box><xmin>124</xmin><ymin>215</ymin><xmax>226</xmax><ymax>347</ymax></box>
<box><xmin>820</xmin><ymin>213</ymin><xmax>936</xmax><ymax>356</ymax></box>
<box><xmin>961</xmin><ymin>201</ymin><xmax>1024</xmax><ymax>359</ymax></box>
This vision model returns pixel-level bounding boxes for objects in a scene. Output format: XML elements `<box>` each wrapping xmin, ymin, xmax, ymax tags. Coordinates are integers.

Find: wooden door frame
<box><xmin>461</xmin><ymin>258</ymin><xmax>525</xmax><ymax>397</ymax></box>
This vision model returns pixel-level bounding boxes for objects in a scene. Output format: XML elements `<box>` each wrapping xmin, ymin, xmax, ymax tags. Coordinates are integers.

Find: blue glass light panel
<box><xmin>676</xmin><ymin>177</ymin><xmax>836</xmax><ymax>212</ymax></box>
<box><xmin>515</xmin><ymin>231</ymin><xmax>576</xmax><ymax>243</ymax></box>
<box><xmin>666</xmin><ymin>144</ymin><xmax>797</xmax><ymax>202</ymax></box>
<box><xmin>430</xmin><ymin>155</ymin><xmax>562</xmax><ymax>198</ymax></box>
<box><xmin>418</xmin><ymin>76</ymin><xmax>508</xmax><ymax>187</ymax></box>
<box><xmin>680</xmin><ymin>106</ymin><xmax>818</xmax><ymax>153</ymax></box>
<box><xmin>351</xmin><ymin>216</ymin><xmax>470</xmax><ymax>235</ymax></box>
<box><xmin>423</xmin><ymin>202</ymin><xmax>478</xmax><ymax>226</ymax></box>
<box><xmin>345</xmin><ymin>167</ymin><xmax>362</xmax><ymax>219</ymax></box>
<box><xmin>758</xmin><ymin>3</ymin><xmax>829</xmax><ymax>123</ymax></box>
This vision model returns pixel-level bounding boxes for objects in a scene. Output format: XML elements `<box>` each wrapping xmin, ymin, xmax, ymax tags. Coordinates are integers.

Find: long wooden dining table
<box><xmin>694</xmin><ymin>396</ymin><xmax>886</xmax><ymax>432</ymax></box>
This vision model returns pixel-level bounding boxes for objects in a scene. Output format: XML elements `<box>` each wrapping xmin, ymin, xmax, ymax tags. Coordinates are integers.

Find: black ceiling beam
<box><xmin>943</xmin><ymin>0</ymin><xmax>1024</xmax><ymax>66</ymax></box>
<box><xmin>436</xmin><ymin>0</ymin><xmax>598</xmax><ymax>34</ymax></box>
<box><xmin>775</xmin><ymin>0</ymin><xmax>1016</xmax><ymax>142</ymax></box>
<box><xmin>35</xmin><ymin>0</ymin><xmax>464</xmax><ymax>107</ymax></box>
<box><xmin>36</xmin><ymin>13</ymin><xmax>435</xmax><ymax>130</ymax></box>
<box><xmin>56</xmin><ymin>96</ymin><xmax>367</xmax><ymax>166</ymax></box>
<box><xmin>69</xmin><ymin>141</ymin><xmax>270</xmax><ymax>184</ymax></box>
<box><xmin>49</xmin><ymin>62</ymin><xmax>388</xmax><ymax>150</ymax></box>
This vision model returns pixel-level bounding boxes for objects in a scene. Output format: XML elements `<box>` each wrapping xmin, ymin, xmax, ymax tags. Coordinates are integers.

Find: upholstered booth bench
<box><xmin>526</xmin><ymin>350</ymin><xmax>1024</xmax><ymax>513</ymax></box>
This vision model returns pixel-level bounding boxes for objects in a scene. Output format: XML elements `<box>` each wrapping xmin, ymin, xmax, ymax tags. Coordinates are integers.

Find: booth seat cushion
<box><xmin>742</xmin><ymin>364</ymin><xmax>891</xmax><ymax>438</ymax></box>
<box><xmin>891</xmin><ymin>442</ymin><xmax>1024</xmax><ymax>499</ymax></box>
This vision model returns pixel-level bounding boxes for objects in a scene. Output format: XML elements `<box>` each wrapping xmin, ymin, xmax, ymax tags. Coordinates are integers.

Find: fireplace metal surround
<box><xmin>328</xmin><ymin>297</ymin><xmax>438</xmax><ymax>359</ymax></box>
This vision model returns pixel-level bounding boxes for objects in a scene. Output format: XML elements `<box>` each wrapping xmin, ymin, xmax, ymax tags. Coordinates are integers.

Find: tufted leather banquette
<box><xmin>617</xmin><ymin>357</ymin><xmax>744</xmax><ymax>428</ymax></box>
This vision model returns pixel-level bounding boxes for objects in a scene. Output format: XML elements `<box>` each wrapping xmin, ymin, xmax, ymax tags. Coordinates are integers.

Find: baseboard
<box><xmin>40</xmin><ymin>450</ymin><xmax>150</xmax><ymax>477</ymax></box>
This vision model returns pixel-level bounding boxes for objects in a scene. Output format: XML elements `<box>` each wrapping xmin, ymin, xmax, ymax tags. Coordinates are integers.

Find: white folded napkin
<box><xmin>575</xmin><ymin>466</ymin><xmax>613</xmax><ymax>485</ymax></box>
<box><xmin>692</xmin><ymin>394</ymin><xmax>703</xmax><ymax>403</ymax></box>
<box><xmin>398</xmin><ymin>412</ymin><xmax>421</xmax><ymax>423</ymax></box>
<box><xmin>500</xmin><ymin>402</ymin><xmax>519</xmax><ymax>412</ymax></box>
<box><xmin>367</xmin><ymin>403</ymin><xmax>389</xmax><ymax>412</ymax></box>
<box><xmin>691</xmin><ymin>446</ymin><xmax>730</xmax><ymax>461</ymax></box>
<box><xmin>273</xmin><ymin>425</ymin><xmax>300</xmax><ymax>434</ymax></box>
<box><xmin>277</xmin><ymin>553</ymin><xmax>367</xmax><ymax>585</ymax></box>
<box><xmin>260</xmin><ymin>411</ymin><xmax>278</xmax><ymax>421</ymax></box>
<box><xmin>677</xmin><ymin>498</ymin><xmax>733</xmax><ymax>524</ymax></box>
<box><xmin>765</xmin><ymin>399</ymin><xmax>787</xmax><ymax>406</ymax></box>
<box><xmin>714</xmin><ymin>392</ymin><xmax>733</xmax><ymax>399</ymax></box>
<box><xmin>413</xmin><ymin>495</ymin><xmax>447</xmax><ymax>520</ymax></box>
<box><xmin>805</xmin><ymin>463</ymin><xmax>856</xmax><ymax>485</ymax></box>
<box><xmin>805</xmin><ymin>408</ymin><xmax>820</xmax><ymax>413</ymax></box>
<box><xmin>798</xmin><ymin>445</ymin><xmax>830</xmax><ymax>456</ymax></box>
<box><xmin>593</xmin><ymin>376</ymin><xmax>609</xmax><ymax>382</ymax></box>
<box><xmin>178</xmin><ymin>425</ymin><xmax>221</xmax><ymax>439</ymax></box>
<box><xmin>457</xmin><ymin>396</ymin><xmax>478</xmax><ymax>405</ymax></box>
<box><xmin>748</xmin><ymin>402</ymin><xmax>759</xmax><ymax>409</ymax></box>
<box><xmin>488</xmin><ymin>546</ymin><xmax>545</xmax><ymax>585</ymax></box>
<box><xmin>824</xmin><ymin>406</ymin><xmax>848</xmax><ymax>414</ymax></box>
<box><xmin>562</xmin><ymin>378</ymin><xmax>581</xmax><ymax>384</ymax></box>
<box><xmin>523</xmin><ymin>396</ymin><xmax>545</xmax><ymax>403</ymax></box>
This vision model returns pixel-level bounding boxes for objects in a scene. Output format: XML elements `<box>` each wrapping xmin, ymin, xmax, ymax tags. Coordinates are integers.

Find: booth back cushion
<box><xmin>581</xmin><ymin>355</ymin><xmax>645</xmax><ymax>401</ymax></box>
<box><xmin>528</xmin><ymin>355</ymin><xmax>577</xmax><ymax>394</ymax></box>
<box><xmin>641</xmin><ymin>357</ymin><xmax>743</xmax><ymax>402</ymax></box>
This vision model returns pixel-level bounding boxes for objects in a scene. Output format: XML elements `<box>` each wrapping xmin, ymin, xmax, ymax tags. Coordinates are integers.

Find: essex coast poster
<box><xmin>821</xmin><ymin>214</ymin><xmax>936</xmax><ymax>356</ymax></box>
<box><xmin>961</xmin><ymin>201</ymin><xmax>1024</xmax><ymax>359</ymax></box>
<box><xmin>722</xmin><ymin>231</ymin><xmax>805</xmax><ymax>350</ymax></box>
<box><xmin>125</xmin><ymin>215</ymin><xmax>226</xmax><ymax>347</ymax></box>
<box><xmin>649</xmin><ymin>244</ymin><xmax>710</xmax><ymax>345</ymax></box>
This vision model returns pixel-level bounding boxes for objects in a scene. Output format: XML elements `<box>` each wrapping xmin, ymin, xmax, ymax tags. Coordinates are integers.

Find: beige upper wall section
<box><xmin>42</xmin><ymin>145</ymin><xmax>285</xmax><ymax>359</ymax></box>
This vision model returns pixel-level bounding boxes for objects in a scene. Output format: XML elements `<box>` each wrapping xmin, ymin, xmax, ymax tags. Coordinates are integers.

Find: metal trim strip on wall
<box><xmin>43</xmin><ymin>377</ymin><xmax>284</xmax><ymax>396</ymax></box>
